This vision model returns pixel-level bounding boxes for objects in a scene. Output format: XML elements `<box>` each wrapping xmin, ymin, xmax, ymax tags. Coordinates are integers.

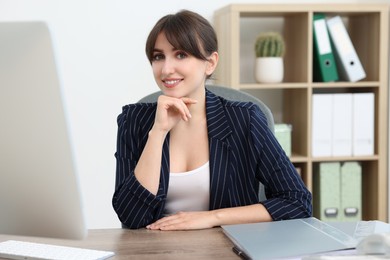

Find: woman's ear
<box><xmin>206</xmin><ymin>52</ymin><xmax>219</xmax><ymax>76</ymax></box>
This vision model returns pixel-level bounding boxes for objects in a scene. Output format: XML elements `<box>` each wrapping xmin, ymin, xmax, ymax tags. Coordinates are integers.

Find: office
<box><xmin>0</xmin><ymin>0</ymin><xmax>389</xmax><ymax>231</ymax></box>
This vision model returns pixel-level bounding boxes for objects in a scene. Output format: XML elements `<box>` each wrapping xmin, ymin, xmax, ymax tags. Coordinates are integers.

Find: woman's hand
<box><xmin>146</xmin><ymin>211</ymin><xmax>218</xmax><ymax>231</ymax></box>
<box><xmin>146</xmin><ymin>205</ymin><xmax>271</xmax><ymax>231</ymax></box>
<box><xmin>153</xmin><ymin>95</ymin><xmax>198</xmax><ymax>133</ymax></box>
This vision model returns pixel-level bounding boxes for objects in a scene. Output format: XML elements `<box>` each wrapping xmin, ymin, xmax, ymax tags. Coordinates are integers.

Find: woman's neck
<box><xmin>187</xmin><ymin>87</ymin><xmax>206</xmax><ymax>117</ymax></box>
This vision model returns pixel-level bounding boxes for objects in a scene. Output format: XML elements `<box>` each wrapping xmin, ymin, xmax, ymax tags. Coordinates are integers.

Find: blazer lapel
<box><xmin>205</xmin><ymin>89</ymin><xmax>233</xmax><ymax>209</ymax></box>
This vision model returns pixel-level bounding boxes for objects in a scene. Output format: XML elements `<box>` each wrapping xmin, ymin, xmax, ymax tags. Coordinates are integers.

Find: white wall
<box><xmin>0</xmin><ymin>0</ymin><xmax>387</xmax><ymax>229</ymax></box>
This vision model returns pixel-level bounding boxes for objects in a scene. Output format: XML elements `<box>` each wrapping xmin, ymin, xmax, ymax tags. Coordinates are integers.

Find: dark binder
<box><xmin>313</xmin><ymin>13</ymin><xmax>339</xmax><ymax>82</ymax></box>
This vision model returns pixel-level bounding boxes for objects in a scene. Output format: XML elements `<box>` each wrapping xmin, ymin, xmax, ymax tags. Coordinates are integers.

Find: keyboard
<box><xmin>0</xmin><ymin>240</ymin><xmax>115</xmax><ymax>260</ymax></box>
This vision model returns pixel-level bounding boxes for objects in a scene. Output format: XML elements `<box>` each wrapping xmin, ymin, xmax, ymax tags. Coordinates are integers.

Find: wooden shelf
<box><xmin>311</xmin><ymin>155</ymin><xmax>380</xmax><ymax>162</ymax></box>
<box><xmin>214</xmin><ymin>4</ymin><xmax>388</xmax><ymax>222</ymax></box>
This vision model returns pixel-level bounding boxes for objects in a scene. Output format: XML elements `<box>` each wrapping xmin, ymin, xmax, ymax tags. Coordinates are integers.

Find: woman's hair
<box><xmin>145</xmin><ymin>10</ymin><xmax>218</xmax><ymax>64</ymax></box>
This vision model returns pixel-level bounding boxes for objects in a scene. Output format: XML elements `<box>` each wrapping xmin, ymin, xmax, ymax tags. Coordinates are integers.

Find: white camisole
<box><xmin>164</xmin><ymin>161</ymin><xmax>210</xmax><ymax>215</ymax></box>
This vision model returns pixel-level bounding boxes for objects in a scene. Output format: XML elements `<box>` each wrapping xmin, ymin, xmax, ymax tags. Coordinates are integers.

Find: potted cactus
<box><xmin>254</xmin><ymin>32</ymin><xmax>285</xmax><ymax>83</ymax></box>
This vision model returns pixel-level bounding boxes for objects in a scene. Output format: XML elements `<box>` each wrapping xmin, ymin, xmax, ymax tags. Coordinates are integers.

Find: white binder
<box><xmin>332</xmin><ymin>94</ymin><xmax>353</xmax><ymax>156</ymax></box>
<box><xmin>326</xmin><ymin>16</ymin><xmax>366</xmax><ymax>82</ymax></box>
<box><xmin>352</xmin><ymin>93</ymin><xmax>374</xmax><ymax>156</ymax></box>
<box><xmin>312</xmin><ymin>94</ymin><xmax>333</xmax><ymax>157</ymax></box>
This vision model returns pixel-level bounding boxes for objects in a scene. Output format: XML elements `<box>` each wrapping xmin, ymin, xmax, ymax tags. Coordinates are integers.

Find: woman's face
<box><xmin>151</xmin><ymin>32</ymin><xmax>216</xmax><ymax>99</ymax></box>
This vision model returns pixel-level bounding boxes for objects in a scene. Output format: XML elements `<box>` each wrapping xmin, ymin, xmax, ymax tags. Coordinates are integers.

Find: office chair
<box><xmin>137</xmin><ymin>85</ymin><xmax>274</xmax><ymax>202</ymax></box>
<box><xmin>138</xmin><ymin>85</ymin><xmax>275</xmax><ymax>133</ymax></box>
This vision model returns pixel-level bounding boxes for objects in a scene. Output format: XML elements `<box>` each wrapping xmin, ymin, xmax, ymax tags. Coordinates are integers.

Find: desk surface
<box><xmin>0</xmin><ymin>228</ymin><xmax>237</xmax><ymax>259</ymax></box>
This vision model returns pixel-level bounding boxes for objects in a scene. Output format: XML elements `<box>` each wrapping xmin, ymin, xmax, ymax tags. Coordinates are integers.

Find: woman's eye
<box><xmin>176</xmin><ymin>52</ymin><xmax>188</xmax><ymax>59</ymax></box>
<box><xmin>152</xmin><ymin>53</ymin><xmax>164</xmax><ymax>61</ymax></box>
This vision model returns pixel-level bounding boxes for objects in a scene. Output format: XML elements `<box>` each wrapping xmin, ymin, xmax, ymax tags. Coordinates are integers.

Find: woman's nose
<box><xmin>161</xmin><ymin>57</ymin><xmax>175</xmax><ymax>75</ymax></box>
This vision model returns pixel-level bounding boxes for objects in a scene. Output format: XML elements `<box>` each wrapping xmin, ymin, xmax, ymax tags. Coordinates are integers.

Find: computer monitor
<box><xmin>0</xmin><ymin>21</ymin><xmax>87</xmax><ymax>239</ymax></box>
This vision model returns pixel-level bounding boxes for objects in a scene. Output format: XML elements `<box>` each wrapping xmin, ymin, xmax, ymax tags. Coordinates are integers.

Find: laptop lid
<box><xmin>0</xmin><ymin>21</ymin><xmax>86</xmax><ymax>239</ymax></box>
<box><xmin>222</xmin><ymin>217</ymin><xmax>357</xmax><ymax>259</ymax></box>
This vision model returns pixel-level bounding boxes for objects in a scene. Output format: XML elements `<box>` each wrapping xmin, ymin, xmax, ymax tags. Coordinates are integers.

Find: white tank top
<box><xmin>164</xmin><ymin>161</ymin><xmax>210</xmax><ymax>215</ymax></box>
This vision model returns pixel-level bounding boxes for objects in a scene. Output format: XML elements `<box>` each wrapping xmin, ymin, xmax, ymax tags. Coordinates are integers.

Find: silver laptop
<box><xmin>0</xmin><ymin>21</ymin><xmax>86</xmax><ymax>239</ymax></box>
<box><xmin>222</xmin><ymin>217</ymin><xmax>357</xmax><ymax>259</ymax></box>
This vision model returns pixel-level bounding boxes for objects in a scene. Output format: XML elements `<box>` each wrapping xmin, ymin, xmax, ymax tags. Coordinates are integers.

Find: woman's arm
<box><xmin>146</xmin><ymin>204</ymin><xmax>272</xmax><ymax>230</ymax></box>
<box><xmin>113</xmin><ymin>96</ymin><xmax>198</xmax><ymax>228</ymax></box>
<box><xmin>133</xmin><ymin>128</ymin><xmax>167</xmax><ymax>195</ymax></box>
<box><xmin>112</xmin><ymin>104</ymin><xmax>166</xmax><ymax>229</ymax></box>
<box><xmin>134</xmin><ymin>95</ymin><xmax>196</xmax><ymax>194</ymax></box>
<box><xmin>249</xmin><ymin>104</ymin><xmax>312</xmax><ymax>220</ymax></box>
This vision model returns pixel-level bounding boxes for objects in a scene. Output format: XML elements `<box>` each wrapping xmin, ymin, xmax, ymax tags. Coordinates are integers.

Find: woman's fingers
<box><xmin>157</xmin><ymin>95</ymin><xmax>197</xmax><ymax>123</ymax></box>
<box><xmin>146</xmin><ymin>211</ymin><xmax>216</xmax><ymax>231</ymax></box>
<box><xmin>181</xmin><ymin>97</ymin><xmax>198</xmax><ymax>105</ymax></box>
<box><xmin>180</xmin><ymin>97</ymin><xmax>198</xmax><ymax>120</ymax></box>
<box><xmin>153</xmin><ymin>95</ymin><xmax>197</xmax><ymax>132</ymax></box>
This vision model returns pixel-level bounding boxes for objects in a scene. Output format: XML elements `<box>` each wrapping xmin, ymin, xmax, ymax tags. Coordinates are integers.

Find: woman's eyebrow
<box><xmin>153</xmin><ymin>47</ymin><xmax>180</xmax><ymax>53</ymax></box>
<box><xmin>153</xmin><ymin>48</ymin><xmax>163</xmax><ymax>53</ymax></box>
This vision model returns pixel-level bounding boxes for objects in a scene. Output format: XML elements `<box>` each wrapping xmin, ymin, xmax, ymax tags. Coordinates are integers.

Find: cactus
<box><xmin>255</xmin><ymin>32</ymin><xmax>285</xmax><ymax>57</ymax></box>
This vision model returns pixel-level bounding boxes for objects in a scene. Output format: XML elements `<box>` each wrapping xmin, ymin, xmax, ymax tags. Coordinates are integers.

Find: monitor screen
<box><xmin>0</xmin><ymin>21</ymin><xmax>86</xmax><ymax>240</ymax></box>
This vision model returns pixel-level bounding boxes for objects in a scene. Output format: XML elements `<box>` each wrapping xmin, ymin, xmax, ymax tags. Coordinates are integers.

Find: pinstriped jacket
<box><xmin>113</xmin><ymin>89</ymin><xmax>312</xmax><ymax>229</ymax></box>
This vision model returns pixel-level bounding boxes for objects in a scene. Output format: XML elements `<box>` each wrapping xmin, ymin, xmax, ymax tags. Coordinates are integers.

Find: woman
<box><xmin>113</xmin><ymin>10</ymin><xmax>312</xmax><ymax>230</ymax></box>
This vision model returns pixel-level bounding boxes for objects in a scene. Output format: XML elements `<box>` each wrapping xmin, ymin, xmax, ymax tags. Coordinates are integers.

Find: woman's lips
<box><xmin>163</xmin><ymin>79</ymin><xmax>182</xmax><ymax>88</ymax></box>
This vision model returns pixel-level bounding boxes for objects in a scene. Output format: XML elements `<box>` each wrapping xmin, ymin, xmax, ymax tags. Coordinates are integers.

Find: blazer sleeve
<box><xmin>112</xmin><ymin>104</ymin><xmax>166</xmax><ymax>229</ymax></box>
<box><xmin>248</xmin><ymin>105</ymin><xmax>312</xmax><ymax>220</ymax></box>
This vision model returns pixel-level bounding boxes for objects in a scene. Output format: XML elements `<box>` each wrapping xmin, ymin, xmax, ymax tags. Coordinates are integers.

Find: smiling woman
<box><xmin>112</xmin><ymin>9</ymin><xmax>312</xmax><ymax>231</ymax></box>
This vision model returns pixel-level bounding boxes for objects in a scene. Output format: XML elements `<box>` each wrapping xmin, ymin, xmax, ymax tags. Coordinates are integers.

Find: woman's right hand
<box><xmin>153</xmin><ymin>95</ymin><xmax>198</xmax><ymax>133</ymax></box>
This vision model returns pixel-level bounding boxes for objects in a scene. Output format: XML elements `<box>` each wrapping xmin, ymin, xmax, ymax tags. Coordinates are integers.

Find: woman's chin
<box><xmin>162</xmin><ymin>90</ymin><xmax>185</xmax><ymax>99</ymax></box>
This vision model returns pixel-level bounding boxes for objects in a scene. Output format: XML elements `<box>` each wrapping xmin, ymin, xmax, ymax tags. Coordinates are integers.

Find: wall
<box><xmin>0</xmin><ymin>0</ymin><xmax>386</xmax><ymax>229</ymax></box>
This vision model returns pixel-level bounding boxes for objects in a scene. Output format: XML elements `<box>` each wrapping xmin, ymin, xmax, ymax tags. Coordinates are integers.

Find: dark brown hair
<box><xmin>145</xmin><ymin>10</ymin><xmax>218</xmax><ymax>64</ymax></box>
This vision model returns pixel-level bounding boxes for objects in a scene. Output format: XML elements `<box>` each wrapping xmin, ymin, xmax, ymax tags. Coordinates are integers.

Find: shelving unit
<box><xmin>214</xmin><ymin>4</ymin><xmax>388</xmax><ymax>221</ymax></box>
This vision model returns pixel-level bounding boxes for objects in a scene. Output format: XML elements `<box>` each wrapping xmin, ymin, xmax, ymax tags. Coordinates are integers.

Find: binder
<box><xmin>352</xmin><ymin>93</ymin><xmax>374</xmax><ymax>156</ymax></box>
<box><xmin>312</xmin><ymin>94</ymin><xmax>332</xmax><ymax>157</ymax></box>
<box><xmin>313</xmin><ymin>13</ymin><xmax>339</xmax><ymax>82</ymax></box>
<box><xmin>340</xmin><ymin>162</ymin><xmax>362</xmax><ymax>222</ymax></box>
<box><xmin>274</xmin><ymin>124</ymin><xmax>292</xmax><ymax>156</ymax></box>
<box><xmin>326</xmin><ymin>16</ymin><xmax>366</xmax><ymax>82</ymax></box>
<box><xmin>332</xmin><ymin>93</ymin><xmax>353</xmax><ymax>156</ymax></box>
<box><xmin>313</xmin><ymin>162</ymin><xmax>341</xmax><ymax>221</ymax></box>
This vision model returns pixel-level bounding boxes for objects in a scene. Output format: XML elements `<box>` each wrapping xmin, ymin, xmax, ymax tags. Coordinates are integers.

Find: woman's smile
<box><xmin>163</xmin><ymin>78</ymin><xmax>182</xmax><ymax>88</ymax></box>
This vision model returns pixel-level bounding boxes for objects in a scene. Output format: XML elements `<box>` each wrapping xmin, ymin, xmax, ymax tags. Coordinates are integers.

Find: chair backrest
<box><xmin>137</xmin><ymin>85</ymin><xmax>272</xmax><ymax>203</ymax></box>
<box><xmin>138</xmin><ymin>85</ymin><xmax>275</xmax><ymax>133</ymax></box>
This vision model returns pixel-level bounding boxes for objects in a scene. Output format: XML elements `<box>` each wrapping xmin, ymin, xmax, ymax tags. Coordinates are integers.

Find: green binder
<box><xmin>274</xmin><ymin>124</ymin><xmax>292</xmax><ymax>156</ymax></box>
<box><xmin>314</xmin><ymin>162</ymin><xmax>341</xmax><ymax>221</ymax></box>
<box><xmin>313</xmin><ymin>13</ymin><xmax>339</xmax><ymax>82</ymax></box>
<box><xmin>340</xmin><ymin>162</ymin><xmax>362</xmax><ymax>221</ymax></box>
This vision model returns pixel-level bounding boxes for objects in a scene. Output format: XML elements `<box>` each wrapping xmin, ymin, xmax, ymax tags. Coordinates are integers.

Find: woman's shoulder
<box><xmin>117</xmin><ymin>102</ymin><xmax>157</xmax><ymax>125</ymax></box>
<box><xmin>221</xmin><ymin>99</ymin><xmax>270</xmax><ymax>132</ymax></box>
<box><xmin>219</xmin><ymin>96</ymin><xmax>266</xmax><ymax>118</ymax></box>
<box><xmin>223</xmin><ymin>98</ymin><xmax>259</xmax><ymax>110</ymax></box>
<box><xmin>207</xmin><ymin>89</ymin><xmax>262</xmax><ymax>112</ymax></box>
<box><xmin>121</xmin><ymin>102</ymin><xmax>156</xmax><ymax>112</ymax></box>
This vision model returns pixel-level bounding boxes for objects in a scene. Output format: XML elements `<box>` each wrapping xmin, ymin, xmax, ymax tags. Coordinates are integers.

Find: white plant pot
<box><xmin>255</xmin><ymin>57</ymin><xmax>284</xmax><ymax>83</ymax></box>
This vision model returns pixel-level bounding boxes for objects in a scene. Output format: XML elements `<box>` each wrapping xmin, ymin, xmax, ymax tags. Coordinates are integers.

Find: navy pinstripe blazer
<box><xmin>113</xmin><ymin>89</ymin><xmax>312</xmax><ymax>229</ymax></box>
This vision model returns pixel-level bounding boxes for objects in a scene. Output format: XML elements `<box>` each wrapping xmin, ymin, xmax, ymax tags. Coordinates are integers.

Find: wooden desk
<box><xmin>0</xmin><ymin>228</ymin><xmax>238</xmax><ymax>259</ymax></box>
